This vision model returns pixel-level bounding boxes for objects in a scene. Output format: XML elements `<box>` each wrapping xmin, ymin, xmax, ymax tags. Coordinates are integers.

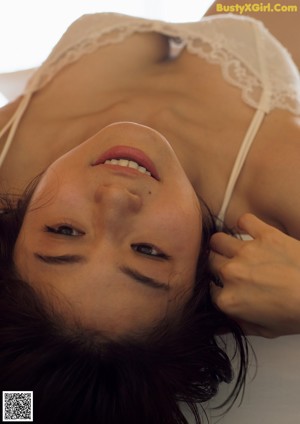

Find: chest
<box><xmin>1</xmin><ymin>36</ymin><xmax>300</xmax><ymax>240</ymax></box>
<box><xmin>0</xmin><ymin>45</ymin><xmax>245</xmax><ymax>189</ymax></box>
<box><xmin>224</xmin><ymin>112</ymin><xmax>300</xmax><ymax>239</ymax></box>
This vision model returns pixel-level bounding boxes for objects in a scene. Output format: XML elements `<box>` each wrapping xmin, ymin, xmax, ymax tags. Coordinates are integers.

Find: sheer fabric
<box><xmin>25</xmin><ymin>13</ymin><xmax>300</xmax><ymax>114</ymax></box>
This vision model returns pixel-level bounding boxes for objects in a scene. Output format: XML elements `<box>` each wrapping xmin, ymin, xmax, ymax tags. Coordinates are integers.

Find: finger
<box><xmin>209</xmin><ymin>250</ymin><xmax>227</xmax><ymax>274</ymax></box>
<box><xmin>210</xmin><ymin>232</ymin><xmax>244</xmax><ymax>257</ymax></box>
<box><xmin>209</xmin><ymin>251</ymin><xmax>229</xmax><ymax>288</ymax></box>
<box><xmin>237</xmin><ymin>213</ymin><xmax>274</xmax><ymax>238</ymax></box>
<box><xmin>210</xmin><ymin>281</ymin><xmax>224</xmax><ymax>304</ymax></box>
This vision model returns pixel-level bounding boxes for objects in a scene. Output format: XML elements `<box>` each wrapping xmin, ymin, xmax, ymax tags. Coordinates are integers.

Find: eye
<box><xmin>44</xmin><ymin>225</ymin><xmax>84</xmax><ymax>237</ymax></box>
<box><xmin>131</xmin><ymin>243</ymin><xmax>169</xmax><ymax>259</ymax></box>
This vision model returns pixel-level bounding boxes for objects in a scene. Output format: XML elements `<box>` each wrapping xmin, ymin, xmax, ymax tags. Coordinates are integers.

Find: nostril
<box><xmin>128</xmin><ymin>191</ymin><xmax>143</xmax><ymax>212</ymax></box>
<box><xmin>94</xmin><ymin>185</ymin><xmax>142</xmax><ymax>212</ymax></box>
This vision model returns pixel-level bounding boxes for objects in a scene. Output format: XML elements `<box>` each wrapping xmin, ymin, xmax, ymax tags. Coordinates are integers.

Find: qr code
<box><xmin>2</xmin><ymin>391</ymin><xmax>33</xmax><ymax>422</ymax></box>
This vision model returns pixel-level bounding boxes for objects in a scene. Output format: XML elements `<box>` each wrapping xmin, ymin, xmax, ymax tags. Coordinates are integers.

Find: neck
<box><xmin>0</xmin><ymin>80</ymin><xmax>254</xmax><ymax>211</ymax></box>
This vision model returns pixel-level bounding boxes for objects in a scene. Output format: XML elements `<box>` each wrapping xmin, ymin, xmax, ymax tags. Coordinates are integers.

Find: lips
<box><xmin>92</xmin><ymin>146</ymin><xmax>160</xmax><ymax>180</ymax></box>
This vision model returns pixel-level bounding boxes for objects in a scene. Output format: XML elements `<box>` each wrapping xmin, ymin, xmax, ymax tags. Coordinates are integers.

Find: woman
<box><xmin>0</xmin><ymin>1</ymin><xmax>299</xmax><ymax>422</ymax></box>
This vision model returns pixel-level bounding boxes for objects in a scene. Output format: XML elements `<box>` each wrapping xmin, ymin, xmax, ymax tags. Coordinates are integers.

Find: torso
<box><xmin>1</xmin><ymin>32</ymin><xmax>300</xmax><ymax>237</ymax></box>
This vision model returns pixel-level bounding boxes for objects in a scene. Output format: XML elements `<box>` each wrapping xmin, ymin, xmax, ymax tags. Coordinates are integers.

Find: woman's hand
<box><xmin>209</xmin><ymin>213</ymin><xmax>300</xmax><ymax>338</ymax></box>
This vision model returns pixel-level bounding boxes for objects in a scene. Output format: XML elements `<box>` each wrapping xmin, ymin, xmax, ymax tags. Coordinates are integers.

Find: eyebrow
<box><xmin>34</xmin><ymin>253</ymin><xmax>87</xmax><ymax>264</ymax></box>
<box><xmin>33</xmin><ymin>254</ymin><xmax>170</xmax><ymax>291</ymax></box>
<box><xmin>120</xmin><ymin>265</ymin><xmax>170</xmax><ymax>292</ymax></box>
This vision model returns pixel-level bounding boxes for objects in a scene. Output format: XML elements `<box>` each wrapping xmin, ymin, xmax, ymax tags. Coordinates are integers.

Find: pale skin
<box><xmin>14</xmin><ymin>122</ymin><xmax>202</xmax><ymax>334</ymax></box>
<box><xmin>1</xmin><ymin>1</ymin><xmax>300</xmax><ymax>337</ymax></box>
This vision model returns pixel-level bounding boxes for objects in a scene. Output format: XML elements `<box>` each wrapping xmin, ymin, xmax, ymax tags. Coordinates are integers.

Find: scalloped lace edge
<box><xmin>25</xmin><ymin>22</ymin><xmax>300</xmax><ymax>115</ymax></box>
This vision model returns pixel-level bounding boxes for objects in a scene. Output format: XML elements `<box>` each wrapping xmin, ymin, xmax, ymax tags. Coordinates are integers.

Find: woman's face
<box><xmin>14</xmin><ymin>122</ymin><xmax>203</xmax><ymax>335</ymax></box>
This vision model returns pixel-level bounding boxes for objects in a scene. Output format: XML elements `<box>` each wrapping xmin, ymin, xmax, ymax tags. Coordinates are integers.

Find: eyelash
<box><xmin>44</xmin><ymin>226</ymin><xmax>169</xmax><ymax>258</ymax></box>
<box><xmin>44</xmin><ymin>225</ymin><xmax>84</xmax><ymax>237</ymax></box>
<box><xmin>131</xmin><ymin>244</ymin><xmax>169</xmax><ymax>259</ymax></box>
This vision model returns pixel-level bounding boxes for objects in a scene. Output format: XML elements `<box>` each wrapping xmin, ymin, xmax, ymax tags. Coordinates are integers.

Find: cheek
<box><xmin>157</xmin><ymin>184</ymin><xmax>201</xmax><ymax>228</ymax></box>
<box><xmin>158</xmin><ymin>205</ymin><xmax>202</xmax><ymax>248</ymax></box>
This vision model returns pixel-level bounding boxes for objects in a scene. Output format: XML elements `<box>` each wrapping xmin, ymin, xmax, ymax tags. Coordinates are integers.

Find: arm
<box><xmin>209</xmin><ymin>214</ymin><xmax>300</xmax><ymax>338</ymax></box>
<box><xmin>204</xmin><ymin>0</ymin><xmax>300</xmax><ymax>70</ymax></box>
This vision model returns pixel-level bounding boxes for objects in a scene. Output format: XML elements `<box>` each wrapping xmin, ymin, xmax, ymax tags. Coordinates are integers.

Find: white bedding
<box><xmin>209</xmin><ymin>335</ymin><xmax>300</xmax><ymax>423</ymax></box>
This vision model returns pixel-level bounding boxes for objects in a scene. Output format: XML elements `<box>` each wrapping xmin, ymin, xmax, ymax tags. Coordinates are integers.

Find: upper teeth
<box><xmin>104</xmin><ymin>158</ymin><xmax>151</xmax><ymax>176</ymax></box>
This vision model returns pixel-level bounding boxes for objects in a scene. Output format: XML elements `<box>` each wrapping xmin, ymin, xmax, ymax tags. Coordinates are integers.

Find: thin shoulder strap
<box><xmin>217</xmin><ymin>21</ymin><xmax>271</xmax><ymax>228</ymax></box>
<box><xmin>0</xmin><ymin>91</ymin><xmax>33</xmax><ymax>170</ymax></box>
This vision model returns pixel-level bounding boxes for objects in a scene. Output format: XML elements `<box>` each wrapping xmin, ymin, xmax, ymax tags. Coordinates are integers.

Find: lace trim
<box><xmin>26</xmin><ymin>22</ymin><xmax>180</xmax><ymax>92</ymax></box>
<box><xmin>185</xmin><ymin>34</ymin><xmax>300</xmax><ymax>114</ymax></box>
<box><xmin>25</xmin><ymin>18</ymin><xmax>300</xmax><ymax>115</ymax></box>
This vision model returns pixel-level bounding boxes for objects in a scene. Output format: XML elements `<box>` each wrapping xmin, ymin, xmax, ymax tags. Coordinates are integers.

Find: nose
<box><xmin>94</xmin><ymin>183</ymin><xmax>143</xmax><ymax>219</ymax></box>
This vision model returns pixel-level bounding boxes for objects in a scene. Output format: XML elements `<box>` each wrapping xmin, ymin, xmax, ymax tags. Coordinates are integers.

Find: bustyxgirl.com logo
<box><xmin>215</xmin><ymin>3</ymin><xmax>298</xmax><ymax>13</ymax></box>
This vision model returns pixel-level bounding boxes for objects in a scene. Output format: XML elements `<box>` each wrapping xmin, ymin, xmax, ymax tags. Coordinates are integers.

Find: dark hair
<box><xmin>0</xmin><ymin>181</ymin><xmax>249</xmax><ymax>424</ymax></box>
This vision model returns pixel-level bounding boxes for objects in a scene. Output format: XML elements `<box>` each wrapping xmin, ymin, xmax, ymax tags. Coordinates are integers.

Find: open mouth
<box><xmin>103</xmin><ymin>158</ymin><xmax>152</xmax><ymax>176</ymax></box>
<box><xmin>92</xmin><ymin>146</ymin><xmax>160</xmax><ymax>180</ymax></box>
